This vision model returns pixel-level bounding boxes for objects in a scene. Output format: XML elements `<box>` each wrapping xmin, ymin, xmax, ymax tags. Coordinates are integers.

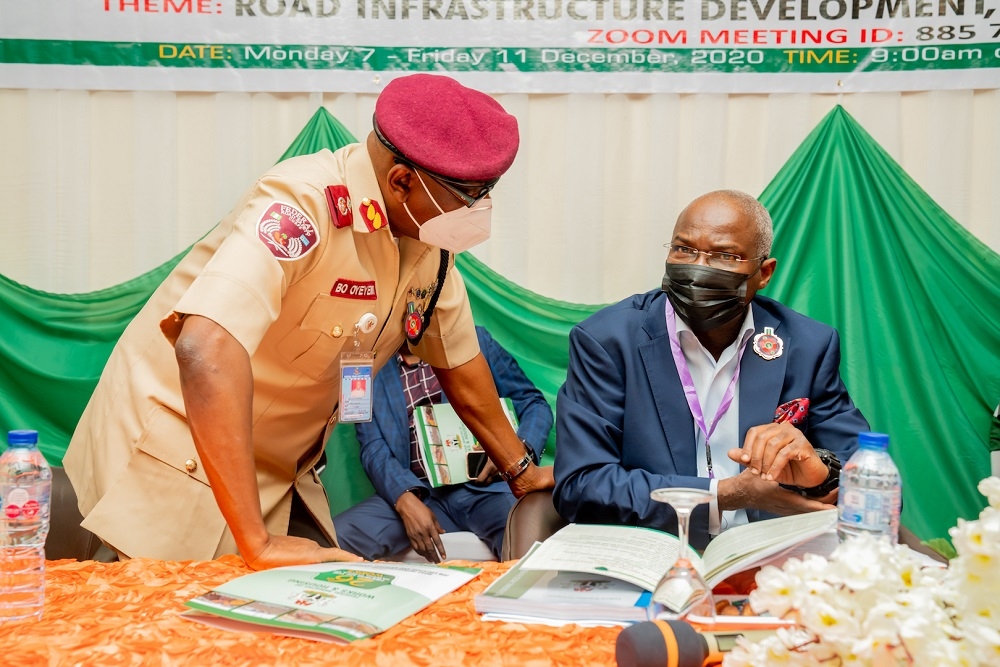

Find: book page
<box><xmin>701</xmin><ymin>509</ymin><xmax>837</xmax><ymax>586</ymax></box>
<box><xmin>750</xmin><ymin>529</ymin><xmax>839</xmax><ymax>570</ymax></box>
<box><xmin>518</xmin><ymin>524</ymin><xmax>703</xmax><ymax>592</ymax></box>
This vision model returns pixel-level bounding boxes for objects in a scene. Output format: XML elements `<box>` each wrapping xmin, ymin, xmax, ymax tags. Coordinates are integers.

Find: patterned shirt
<box><xmin>398</xmin><ymin>353</ymin><xmax>443</xmax><ymax>481</ymax></box>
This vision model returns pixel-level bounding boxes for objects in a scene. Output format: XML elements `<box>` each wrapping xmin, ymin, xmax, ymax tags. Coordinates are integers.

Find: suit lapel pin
<box><xmin>753</xmin><ymin>327</ymin><xmax>783</xmax><ymax>360</ymax></box>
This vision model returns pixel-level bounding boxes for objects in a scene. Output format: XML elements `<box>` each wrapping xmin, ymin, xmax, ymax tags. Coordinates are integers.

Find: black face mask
<box><xmin>661</xmin><ymin>263</ymin><xmax>752</xmax><ymax>332</ymax></box>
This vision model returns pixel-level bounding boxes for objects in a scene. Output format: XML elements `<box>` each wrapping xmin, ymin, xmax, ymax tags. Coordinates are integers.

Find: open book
<box><xmin>413</xmin><ymin>398</ymin><xmax>518</xmax><ymax>487</ymax></box>
<box><xmin>183</xmin><ymin>561</ymin><xmax>480</xmax><ymax>643</ymax></box>
<box><xmin>476</xmin><ymin>510</ymin><xmax>838</xmax><ymax>625</ymax></box>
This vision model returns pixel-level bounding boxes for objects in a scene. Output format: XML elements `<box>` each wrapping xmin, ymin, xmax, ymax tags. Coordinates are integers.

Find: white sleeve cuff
<box><xmin>709</xmin><ymin>478</ymin><xmax>720</xmax><ymax>536</ymax></box>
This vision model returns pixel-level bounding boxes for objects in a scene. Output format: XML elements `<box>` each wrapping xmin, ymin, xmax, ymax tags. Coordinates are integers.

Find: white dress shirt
<box><xmin>674</xmin><ymin>311</ymin><xmax>755</xmax><ymax>536</ymax></box>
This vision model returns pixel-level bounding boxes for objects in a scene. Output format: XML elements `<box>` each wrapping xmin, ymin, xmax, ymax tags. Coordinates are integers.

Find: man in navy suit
<box><xmin>334</xmin><ymin>326</ymin><xmax>552</xmax><ymax>562</ymax></box>
<box><xmin>553</xmin><ymin>190</ymin><xmax>869</xmax><ymax>549</ymax></box>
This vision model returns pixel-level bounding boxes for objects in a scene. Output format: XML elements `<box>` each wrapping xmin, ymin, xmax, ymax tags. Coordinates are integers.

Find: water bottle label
<box><xmin>840</xmin><ymin>488</ymin><xmax>891</xmax><ymax>530</ymax></box>
<box><xmin>4</xmin><ymin>488</ymin><xmax>30</xmax><ymax>518</ymax></box>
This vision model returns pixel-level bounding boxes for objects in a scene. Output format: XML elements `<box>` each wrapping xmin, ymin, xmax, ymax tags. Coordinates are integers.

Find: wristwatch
<box><xmin>498</xmin><ymin>440</ymin><xmax>535</xmax><ymax>482</ymax></box>
<box><xmin>781</xmin><ymin>448</ymin><xmax>841</xmax><ymax>498</ymax></box>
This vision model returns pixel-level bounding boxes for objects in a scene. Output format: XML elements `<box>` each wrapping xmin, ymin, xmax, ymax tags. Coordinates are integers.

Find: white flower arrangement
<box><xmin>723</xmin><ymin>477</ymin><xmax>1000</xmax><ymax>667</ymax></box>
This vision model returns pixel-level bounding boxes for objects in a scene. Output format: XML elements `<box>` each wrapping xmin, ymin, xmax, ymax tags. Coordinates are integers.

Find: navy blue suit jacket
<box><xmin>356</xmin><ymin>326</ymin><xmax>552</xmax><ymax>507</ymax></box>
<box><xmin>553</xmin><ymin>290</ymin><xmax>869</xmax><ymax>549</ymax></box>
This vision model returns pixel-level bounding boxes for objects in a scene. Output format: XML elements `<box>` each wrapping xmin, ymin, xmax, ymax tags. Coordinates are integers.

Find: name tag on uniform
<box><xmin>331</xmin><ymin>278</ymin><xmax>377</xmax><ymax>300</ymax></box>
<box><xmin>339</xmin><ymin>353</ymin><xmax>374</xmax><ymax>423</ymax></box>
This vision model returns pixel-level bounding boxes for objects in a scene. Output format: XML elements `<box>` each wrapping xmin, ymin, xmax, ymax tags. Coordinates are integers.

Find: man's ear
<box><xmin>385</xmin><ymin>163</ymin><xmax>414</xmax><ymax>204</ymax></box>
<box><xmin>757</xmin><ymin>257</ymin><xmax>777</xmax><ymax>290</ymax></box>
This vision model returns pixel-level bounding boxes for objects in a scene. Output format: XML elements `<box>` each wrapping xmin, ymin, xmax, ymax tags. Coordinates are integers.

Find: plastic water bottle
<box><xmin>0</xmin><ymin>430</ymin><xmax>51</xmax><ymax>623</ymax></box>
<box><xmin>837</xmin><ymin>431</ymin><xmax>901</xmax><ymax>544</ymax></box>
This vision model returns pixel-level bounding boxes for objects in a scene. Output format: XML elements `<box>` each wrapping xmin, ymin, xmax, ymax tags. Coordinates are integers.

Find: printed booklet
<box><xmin>183</xmin><ymin>561</ymin><xmax>480</xmax><ymax>643</ymax></box>
<box><xmin>413</xmin><ymin>398</ymin><xmax>518</xmax><ymax>487</ymax></box>
<box><xmin>475</xmin><ymin>510</ymin><xmax>838</xmax><ymax>625</ymax></box>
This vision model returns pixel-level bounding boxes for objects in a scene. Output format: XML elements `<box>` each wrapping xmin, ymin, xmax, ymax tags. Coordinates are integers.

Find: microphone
<box><xmin>615</xmin><ymin>619</ymin><xmax>775</xmax><ymax>667</ymax></box>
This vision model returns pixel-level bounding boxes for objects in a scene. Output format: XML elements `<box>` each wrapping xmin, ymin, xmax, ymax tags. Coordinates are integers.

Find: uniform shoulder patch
<box><xmin>257</xmin><ymin>201</ymin><xmax>320</xmax><ymax>261</ymax></box>
<box><xmin>359</xmin><ymin>198</ymin><xmax>387</xmax><ymax>233</ymax></box>
<box><xmin>325</xmin><ymin>185</ymin><xmax>353</xmax><ymax>229</ymax></box>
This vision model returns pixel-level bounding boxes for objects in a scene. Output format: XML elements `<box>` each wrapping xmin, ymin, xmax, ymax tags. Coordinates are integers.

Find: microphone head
<box><xmin>616</xmin><ymin>619</ymin><xmax>708</xmax><ymax>667</ymax></box>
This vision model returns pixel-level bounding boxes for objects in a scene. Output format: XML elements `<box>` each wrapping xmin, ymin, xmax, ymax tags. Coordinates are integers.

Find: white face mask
<box><xmin>403</xmin><ymin>171</ymin><xmax>492</xmax><ymax>254</ymax></box>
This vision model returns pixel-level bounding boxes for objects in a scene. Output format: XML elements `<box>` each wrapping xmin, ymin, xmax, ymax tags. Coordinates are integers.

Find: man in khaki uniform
<box><xmin>65</xmin><ymin>74</ymin><xmax>552</xmax><ymax>569</ymax></box>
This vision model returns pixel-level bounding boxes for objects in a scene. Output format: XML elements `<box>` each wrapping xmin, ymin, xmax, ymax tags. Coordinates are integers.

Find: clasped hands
<box><xmin>718</xmin><ymin>422</ymin><xmax>837</xmax><ymax>515</ymax></box>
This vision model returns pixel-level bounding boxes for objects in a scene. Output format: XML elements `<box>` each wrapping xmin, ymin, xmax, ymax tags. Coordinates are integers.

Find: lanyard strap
<box><xmin>664</xmin><ymin>299</ymin><xmax>751</xmax><ymax>479</ymax></box>
<box><xmin>406</xmin><ymin>249</ymin><xmax>450</xmax><ymax>346</ymax></box>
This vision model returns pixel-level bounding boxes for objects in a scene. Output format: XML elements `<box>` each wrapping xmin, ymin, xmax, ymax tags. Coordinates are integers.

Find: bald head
<box><xmin>676</xmin><ymin>190</ymin><xmax>773</xmax><ymax>259</ymax></box>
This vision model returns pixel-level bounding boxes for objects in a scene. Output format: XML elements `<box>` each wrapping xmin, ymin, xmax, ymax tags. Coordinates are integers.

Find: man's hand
<box><xmin>395</xmin><ymin>491</ymin><xmax>446</xmax><ymax>563</ymax></box>
<box><xmin>718</xmin><ymin>469</ymin><xmax>835</xmax><ymax>516</ymax></box>
<box><xmin>244</xmin><ymin>534</ymin><xmax>362</xmax><ymax>571</ymax></box>
<box><xmin>507</xmin><ymin>463</ymin><xmax>555</xmax><ymax>499</ymax></box>
<box><xmin>473</xmin><ymin>459</ymin><xmax>500</xmax><ymax>485</ymax></box>
<box><xmin>728</xmin><ymin>422</ymin><xmax>829</xmax><ymax>488</ymax></box>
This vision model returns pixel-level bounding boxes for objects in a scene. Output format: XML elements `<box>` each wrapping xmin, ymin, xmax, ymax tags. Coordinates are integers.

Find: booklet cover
<box><xmin>475</xmin><ymin>542</ymin><xmax>653</xmax><ymax>625</ymax></box>
<box><xmin>476</xmin><ymin>511</ymin><xmax>838</xmax><ymax>625</ymax></box>
<box><xmin>183</xmin><ymin>561</ymin><xmax>480</xmax><ymax>644</ymax></box>
<box><xmin>413</xmin><ymin>398</ymin><xmax>518</xmax><ymax>487</ymax></box>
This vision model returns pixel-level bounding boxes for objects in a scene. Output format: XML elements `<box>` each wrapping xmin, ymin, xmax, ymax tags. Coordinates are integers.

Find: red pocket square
<box><xmin>774</xmin><ymin>398</ymin><xmax>810</xmax><ymax>425</ymax></box>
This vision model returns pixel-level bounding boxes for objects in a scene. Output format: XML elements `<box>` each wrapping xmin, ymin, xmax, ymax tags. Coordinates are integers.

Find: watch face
<box><xmin>817</xmin><ymin>449</ymin><xmax>841</xmax><ymax>472</ymax></box>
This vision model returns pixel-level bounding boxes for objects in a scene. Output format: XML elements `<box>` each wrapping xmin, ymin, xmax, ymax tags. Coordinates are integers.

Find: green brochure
<box><xmin>184</xmin><ymin>561</ymin><xmax>480</xmax><ymax>643</ymax></box>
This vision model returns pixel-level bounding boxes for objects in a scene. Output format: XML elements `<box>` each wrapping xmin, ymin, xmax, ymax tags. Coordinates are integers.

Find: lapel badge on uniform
<box><xmin>404</xmin><ymin>302</ymin><xmax>423</xmax><ymax>343</ymax></box>
<box><xmin>752</xmin><ymin>327</ymin><xmax>784</xmax><ymax>360</ymax></box>
<box><xmin>408</xmin><ymin>280</ymin><xmax>438</xmax><ymax>304</ymax></box>
<box><xmin>359</xmin><ymin>198</ymin><xmax>386</xmax><ymax>233</ymax></box>
<box><xmin>325</xmin><ymin>185</ymin><xmax>353</xmax><ymax>229</ymax></box>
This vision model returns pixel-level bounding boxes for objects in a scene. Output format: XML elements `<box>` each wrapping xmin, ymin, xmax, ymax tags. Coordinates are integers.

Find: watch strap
<box><xmin>799</xmin><ymin>448</ymin><xmax>841</xmax><ymax>497</ymax></box>
<box><xmin>498</xmin><ymin>453</ymin><xmax>532</xmax><ymax>482</ymax></box>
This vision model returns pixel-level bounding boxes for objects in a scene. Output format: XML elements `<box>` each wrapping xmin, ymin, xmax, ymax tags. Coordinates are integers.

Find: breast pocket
<box><xmin>278</xmin><ymin>294</ymin><xmax>370</xmax><ymax>383</ymax></box>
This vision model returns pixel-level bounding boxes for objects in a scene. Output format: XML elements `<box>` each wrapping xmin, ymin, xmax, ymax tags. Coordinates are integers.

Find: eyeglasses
<box><xmin>422</xmin><ymin>170</ymin><xmax>495</xmax><ymax>208</ymax></box>
<box><xmin>665</xmin><ymin>243</ymin><xmax>766</xmax><ymax>270</ymax></box>
<box><xmin>391</xmin><ymin>159</ymin><xmax>494</xmax><ymax>208</ymax></box>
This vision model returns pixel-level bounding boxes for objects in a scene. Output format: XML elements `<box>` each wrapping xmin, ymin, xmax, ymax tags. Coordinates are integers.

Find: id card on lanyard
<box><xmin>339</xmin><ymin>313</ymin><xmax>378</xmax><ymax>423</ymax></box>
<box><xmin>339</xmin><ymin>353</ymin><xmax>374</xmax><ymax>423</ymax></box>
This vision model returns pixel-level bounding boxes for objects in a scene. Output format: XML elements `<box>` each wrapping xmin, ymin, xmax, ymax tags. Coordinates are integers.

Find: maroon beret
<box><xmin>374</xmin><ymin>74</ymin><xmax>519</xmax><ymax>184</ymax></box>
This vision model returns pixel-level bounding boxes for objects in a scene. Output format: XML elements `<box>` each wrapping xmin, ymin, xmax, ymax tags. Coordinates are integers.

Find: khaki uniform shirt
<box><xmin>64</xmin><ymin>145</ymin><xmax>480</xmax><ymax>561</ymax></box>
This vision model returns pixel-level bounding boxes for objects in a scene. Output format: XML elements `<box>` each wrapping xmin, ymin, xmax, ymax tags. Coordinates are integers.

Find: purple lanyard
<box><xmin>664</xmin><ymin>299</ymin><xmax>751</xmax><ymax>479</ymax></box>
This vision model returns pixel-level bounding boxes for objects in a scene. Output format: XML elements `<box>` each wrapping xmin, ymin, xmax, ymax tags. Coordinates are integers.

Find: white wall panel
<box><xmin>1</xmin><ymin>89</ymin><xmax>997</xmax><ymax>301</ymax></box>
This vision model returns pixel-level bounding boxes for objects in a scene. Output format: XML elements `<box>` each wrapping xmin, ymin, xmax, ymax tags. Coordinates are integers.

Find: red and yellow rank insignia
<box><xmin>256</xmin><ymin>201</ymin><xmax>319</xmax><ymax>261</ymax></box>
<box><xmin>325</xmin><ymin>185</ymin><xmax>353</xmax><ymax>229</ymax></box>
<box><xmin>359</xmin><ymin>197</ymin><xmax>386</xmax><ymax>233</ymax></box>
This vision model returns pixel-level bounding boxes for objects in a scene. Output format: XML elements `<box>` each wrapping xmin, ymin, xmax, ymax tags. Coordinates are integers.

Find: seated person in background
<box><xmin>334</xmin><ymin>326</ymin><xmax>552</xmax><ymax>562</ymax></box>
<box><xmin>553</xmin><ymin>189</ymin><xmax>870</xmax><ymax>549</ymax></box>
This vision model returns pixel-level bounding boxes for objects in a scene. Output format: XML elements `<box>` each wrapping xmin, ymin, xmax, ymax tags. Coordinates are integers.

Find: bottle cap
<box><xmin>858</xmin><ymin>431</ymin><xmax>889</xmax><ymax>451</ymax></box>
<box><xmin>7</xmin><ymin>429</ymin><xmax>39</xmax><ymax>447</ymax></box>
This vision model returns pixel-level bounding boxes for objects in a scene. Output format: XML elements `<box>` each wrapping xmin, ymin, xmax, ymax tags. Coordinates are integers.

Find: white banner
<box><xmin>1</xmin><ymin>0</ymin><xmax>998</xmax><ymax>92</ymax></box>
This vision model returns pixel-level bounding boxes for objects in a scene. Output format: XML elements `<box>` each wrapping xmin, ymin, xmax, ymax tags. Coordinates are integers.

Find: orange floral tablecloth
<box><xmin>1</xmin><ymin>556</ymin><xmax>620</xmax><ymax>666</ymax></box>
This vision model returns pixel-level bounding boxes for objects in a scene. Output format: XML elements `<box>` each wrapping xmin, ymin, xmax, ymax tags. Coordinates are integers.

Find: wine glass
<box><xmin>648</xmin><ymin>487</ymin><xmax>715</xmax><ymax>620</ymax></box>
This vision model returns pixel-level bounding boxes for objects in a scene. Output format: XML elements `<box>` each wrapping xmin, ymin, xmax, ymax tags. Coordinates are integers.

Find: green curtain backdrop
<box><xmin>1</xmin><ymin>106</ymin><xmax>996</xmax><ymax>541</ymax></box>
<box><xmin>758</xmin><ymin>106</ymin><xmax>1000</xmax><ymax>541</ymax></box>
